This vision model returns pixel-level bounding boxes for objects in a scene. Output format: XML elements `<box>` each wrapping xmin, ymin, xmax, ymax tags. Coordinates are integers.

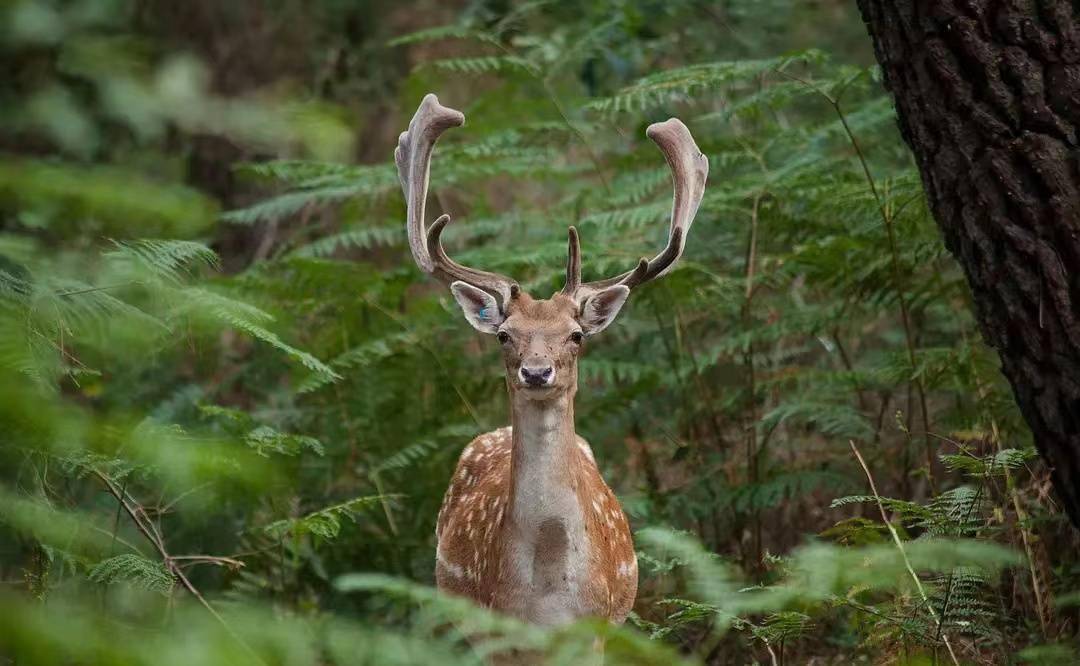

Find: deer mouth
<box><xmin>519</xmin><ymin>383</ymin><xmax>559</xmax><ymax>399</ymax></box>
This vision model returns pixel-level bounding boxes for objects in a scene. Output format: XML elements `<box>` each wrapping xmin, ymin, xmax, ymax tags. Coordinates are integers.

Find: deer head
<box><xmin>397</xmin><ymin>94</ymin><xmax>708</xmax><ymax>402</ymax></box>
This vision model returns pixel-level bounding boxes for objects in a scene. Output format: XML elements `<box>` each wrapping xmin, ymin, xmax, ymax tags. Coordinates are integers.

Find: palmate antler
<box><xmin>562</xmin><ymin>118</ymin><xmax>709</xmax><ymax>303</ymax></box>
<box><xmin>396</xmin><ymin>94</ymin><xmax>519</xmax><ymax>309</ymax></box>
<box><xmin>398</xmin><ymin>94</ymin><xmax>708</xmax><ymax>308</ymax></box>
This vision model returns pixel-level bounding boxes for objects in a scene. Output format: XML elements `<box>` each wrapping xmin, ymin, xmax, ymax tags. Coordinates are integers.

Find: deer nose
<box><xmin>519</xmin><ymin>365</ymin><xmax>554</xmax><ymax>387</ymax></box>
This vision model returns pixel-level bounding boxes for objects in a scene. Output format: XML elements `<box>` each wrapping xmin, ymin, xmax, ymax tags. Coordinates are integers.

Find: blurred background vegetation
<box><xmin>1</xmin><ymin>0</ymin><xmax>1077</xmax><ymax>663</ymax></box>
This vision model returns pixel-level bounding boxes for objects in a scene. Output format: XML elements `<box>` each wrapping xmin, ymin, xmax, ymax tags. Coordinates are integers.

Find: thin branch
<box><xmin>55</xmin><ymin>282</ymin><xmax>139</xmax><ymax>297</ymax></box>
<box><xmin>170</xmin><ymin>555</ymin><xmax>246</xmax><ymax>570</ymax></box>
<box><xmin>831</xmin><ymin>327</ymin><xmax>868</xmax><ymax>411</ymax></box>
<box><xmin>85</xmin><ymin>524</ymin><xmax>143</xmax><ymax>554</ymax></box>
<box><xmin>783</xmin><ymin>68</ymin><xmax>935</xmax><ymax>491</ymax></box>
<box><xmin>368</xmin><ymin>470</ymin><xmax>400</xmax><ymax>538</ymax></box>
<box><xmin>848</xmin><ymin>441</ymin><xmax>960</xmax><ymax>666</ymax></box>
<box><xmin>962</xmin><ymin>326</ymin><xmax>1051</xmax><ymax>635</ymax></box>
<box><xmin>743</xmin><ymin>190</ymin><xmax>765</xmax><ymax>571</ymax></box>
<box><xmin>108</xmin><ymin>476</ymin><xmax>129</xmax><ymax>556</ymax></box>
<box><xmin>159</xmin><ymin>483</ymin><xmax>214</xmax><ymax>513</ymax></box>
<box><xmin>764</xmin><ymin>641</ymin><xmax>779</xmax><ymax>666</ymax></box>
<box><xmin>93</xmin><ymin>469</ymin><xmax>265</xmax><ymax>665</ymax></box>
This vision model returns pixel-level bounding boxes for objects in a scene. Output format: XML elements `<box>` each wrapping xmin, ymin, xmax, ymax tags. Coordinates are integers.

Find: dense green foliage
<box><xmin>1</xmin><ymin>0</ymin><xmax>1077</xmax><ymax>663</ymax></box>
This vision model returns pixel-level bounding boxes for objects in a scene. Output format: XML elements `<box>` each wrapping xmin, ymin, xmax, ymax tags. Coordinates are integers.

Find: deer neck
<box><xmin>506</xmin><ymin>390</ymin><xmax>579</xmax><ymax>524</ymax></box>
<box><xmin>502</xmin><ymin>389</ymin><xmax>587</xmax><ymax>623</ymax></box>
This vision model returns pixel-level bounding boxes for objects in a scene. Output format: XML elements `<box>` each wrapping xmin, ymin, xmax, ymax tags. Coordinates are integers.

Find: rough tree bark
<box><xmin>856</xmin><ymin>0</ymin><xmax>1080</xmax><ymax>527</ymax></box>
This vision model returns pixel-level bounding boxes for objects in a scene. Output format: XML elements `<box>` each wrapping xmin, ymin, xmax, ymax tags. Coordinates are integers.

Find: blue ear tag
<box><xmin>477</xmin><ymin>306</ymin><xmax>490</xmax><ymax>322</ymax></box>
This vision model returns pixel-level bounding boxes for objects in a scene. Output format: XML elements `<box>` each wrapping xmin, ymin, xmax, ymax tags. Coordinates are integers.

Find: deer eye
<box><xmin>569</xmin><ymin>331</ymin><xmax>584</xmax><ymax>345</ymax></box>
<box><xmin>496</xmin><ymin>331</ymin><xmax>511</xmax><ymax>344</ymax></box>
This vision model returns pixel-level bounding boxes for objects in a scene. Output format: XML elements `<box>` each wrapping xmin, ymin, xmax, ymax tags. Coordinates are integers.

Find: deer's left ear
<box><xmin>450</xmin><ymin>281</ymin><xmax>505</xmax><ymax>334</ymax></box>
<box><xmin>578</xmin><ymin>285</ymin><xmax>630</xmax><ymax>336</ymax></box>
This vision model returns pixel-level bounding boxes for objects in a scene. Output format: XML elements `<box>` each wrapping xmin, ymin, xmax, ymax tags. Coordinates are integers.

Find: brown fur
<box><xmin>434</xmin><ymin>292</ymin><xmax>637</xmax><ymax>624</ymax></box>
<box><xmin>400</xmin><ymin>95</ymin><xmax>705</xmax><ymax>627</ymax></box>
<box><xmin>435</xmin><ymin>426</ymin><xmax>637</xmax><ymax>621</ymax></box>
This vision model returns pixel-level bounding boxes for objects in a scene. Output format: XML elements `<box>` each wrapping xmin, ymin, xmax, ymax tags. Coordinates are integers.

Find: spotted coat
<box><xmin>435</xmin><ymin>426</ymin><xmax>637</xmax><ymax>624</ymax></box>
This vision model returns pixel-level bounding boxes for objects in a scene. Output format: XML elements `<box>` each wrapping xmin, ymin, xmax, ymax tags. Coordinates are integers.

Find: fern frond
<box><xmin>425</xmin><ymin>55</ymin><xmax>539</xmax><ymax>76</ymax></box>
<box><xmin>245</xmin><ymin>426</ymin><xmax>324</xmax><ymax>457</ymax></box>
<box><xmin>586</xmin><ymin>51</ymin><xmax>827</xmax><ymax>115</ymax></box>
<box><xmin>179</xmin><ymin>287</ymin><xmax>339</xmax><ymax>381</ymax></box>
<box><xmin>298</xmin><ymin>330</ymin><xmax>417</xmax><ymax>393</ymax></box>
<box><xmin>106</xmin><ymin>239</ymin><xmax>219</xmax><ymax>284</ymax></box>
<box><xmin>751</xmin><ymin>611</ymin><xmax>814</xmax><ymax>644</ymax></box>
<box><xmin>760</xmin><ymin>400</ymin><xmax>874</xmax><ymax>439</ymax></box>
<box><xmin>287</xmin><ymin>226</ymin><xmax>402</xmax><ymax>258</ymax></box>
<box><xmin>940</xmin><ymin>447</ymin><xmax>1036</xmax><ymax>478</ymax></box>
<box><xmin>389</xmin><ymin>25</ymin><xmax>501</xmax><ymax>47</ymax></box>
<box><xmin>88</xmin><ymin>554</ymin><xmax>175</xmax><ymax>594</ymax></box>
<box><xmin>264</xmin><ymin>495</ymin><xmax>394</xmax><ymax>541</ymax></box>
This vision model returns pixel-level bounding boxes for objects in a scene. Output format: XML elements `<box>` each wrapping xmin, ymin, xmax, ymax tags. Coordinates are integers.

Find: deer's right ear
<box><xmin>578</xmin><ymin>285</ymin><xmax>630</xmax><ymax>336</ymax></box>
<box><xmin>450</xmin><ymin>281</ymin><xmax>505</xmax><ymax>334</ymax></box>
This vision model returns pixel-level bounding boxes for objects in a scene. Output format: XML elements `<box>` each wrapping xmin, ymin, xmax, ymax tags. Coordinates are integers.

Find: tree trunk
<box><xmin>856</xmin><ymin>0</ymin><xmax>1080</xmax><ymax>527</ymax></box>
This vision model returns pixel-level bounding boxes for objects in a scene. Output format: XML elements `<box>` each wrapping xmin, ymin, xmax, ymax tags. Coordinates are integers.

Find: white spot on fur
<box><xmin>437</xmin><ymin>546</ymin><xmax>465</xmax><ymax>579</ymax></box>
<box><xmin>577</xmin><ymin>440</ymin><xmax>594</xmax><ymax>462</ymax></box>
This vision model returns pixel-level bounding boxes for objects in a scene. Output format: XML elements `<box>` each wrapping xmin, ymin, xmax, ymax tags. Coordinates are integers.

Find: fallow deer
<box><xmin>396</xmin><ymin>94</ymin><xmax>707</xmax><ymax>625</ymax></box>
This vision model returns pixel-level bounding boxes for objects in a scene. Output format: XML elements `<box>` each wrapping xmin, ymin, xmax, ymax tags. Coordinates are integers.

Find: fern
<box><xmin>941</xmin><ymin>447</ymin><xmax>1036</xmax><ymax>478</ymax></box>
<box><xmin>586</xmin><ymin>51</ymin><xmax>827</xmax><ymax>115</ymax></box>
<box><xmin>264</xmin><ymin>496</ymin><xmax>391</xmax><ymax>540</ymax></box>
<box><xmin>245</xmin><ymin>426</ymin><xmax>324</xmax><ymax>457</ymax></box>
<box><xmin>105</xmin><ymin>239</ymin><xmax>219</xmax><ymax>284</ymax></box>
<box><xmin>748</xmin><ymin>611</ymin><xmax>814</xmax><ymax>645</ymax></box>
<box><xmin>388</xmin><ymin>24</ymin><xmax>502</xmax><ymax>47</ymax></box>
<box><xmin>88</xmin><ymin>554</ymin><xmax>175</xmax><ymax>594</ymax></box>
<box><xmin>760</xmin><ymin>400</ymin><xmax>874</xmax><ymax>439</ymax></box>
<box><xmin>179</xmin><ymin>287</ymin><xmax>339</xmax><ymax>381</ymax></box>
<box><xmin>298</xmin><ymin>330</ymin><xmax>416</xmax><ymax>393</ymax></box>
<box><xmin>288</xmin><ymin>226</ymin><xmax>402</xmax><ymax>258</ymax></box>
<box><xmin>426</xmin><ymin>55</ymin><xmax>539</xmax><ymax>76</ymax></box>
<box><xmin>0</xmin><ymin>2</ymin><xmax>1067</xmax><ymax>663</ymax></box>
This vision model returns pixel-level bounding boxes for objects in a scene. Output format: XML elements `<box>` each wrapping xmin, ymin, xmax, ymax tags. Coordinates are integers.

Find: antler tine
<box><xmin>426</xmin><ymin>214</ymin><xmax>516</xmax><ymax>305</ymax></box>
<box><xmin>561</xmin><ymin>226</ymin><xmax>582</xmax><ymax>295</ymax></box>
<box><xmin>396</xmin><ymin>94</ymin><xmax>463</xmax><ymax>274</ymax></box>
<box><xmin>572</xmin><ymin>118</ymin><xmax>707</xmax><ymax>301</ymax></box>
<box><xmin>397</xmin><ymin>94</ymin><xmax>518</xmax><ymax>308</ymax></box>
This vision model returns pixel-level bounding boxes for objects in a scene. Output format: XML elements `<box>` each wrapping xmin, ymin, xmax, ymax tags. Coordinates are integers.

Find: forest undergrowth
<box><xmin>0</xmin><ymin>1</ymin><xmax>1077</xmax><ymax>664</ymax></box>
